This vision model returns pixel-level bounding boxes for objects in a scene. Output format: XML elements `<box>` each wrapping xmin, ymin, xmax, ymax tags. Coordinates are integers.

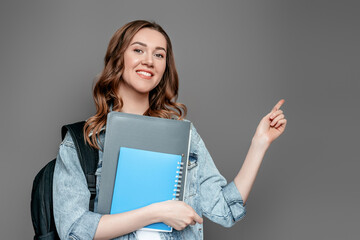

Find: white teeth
<box><xmin>137</xmin><ymin>71</ymin><xmax>152</xmax><ymax>77</ymax></box>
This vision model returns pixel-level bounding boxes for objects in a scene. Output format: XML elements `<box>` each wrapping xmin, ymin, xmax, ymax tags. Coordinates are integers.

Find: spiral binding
<box><xmin>172</xmin><ymin>154</ymin><xmax>184</xmax><ymax>200</ymax></box>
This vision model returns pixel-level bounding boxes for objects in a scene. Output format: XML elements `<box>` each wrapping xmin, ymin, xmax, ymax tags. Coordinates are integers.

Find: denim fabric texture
<box><xmin>53</xmin><ymin>121</ymin><xmax>247</xmax><ymax>240</ymax></box>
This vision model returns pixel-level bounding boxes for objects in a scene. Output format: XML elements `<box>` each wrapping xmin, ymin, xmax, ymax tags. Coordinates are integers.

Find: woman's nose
<box><xmin>141</xmin><ymin>53</ymin><xmax>154</xmax><ymax>67</ymax></box>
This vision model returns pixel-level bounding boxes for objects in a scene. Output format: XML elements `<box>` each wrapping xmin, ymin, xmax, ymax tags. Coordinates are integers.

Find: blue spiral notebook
<box><xmin>110</xmin><ymin>147</ymin><xmax>183</xmax><ymax>232</ymax></box>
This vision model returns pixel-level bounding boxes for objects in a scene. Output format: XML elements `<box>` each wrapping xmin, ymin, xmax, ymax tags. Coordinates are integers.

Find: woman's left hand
<box><xmin>253</xmin><ymin>99</ymin><xmax>287</xmax><ymax>146</ymax></box>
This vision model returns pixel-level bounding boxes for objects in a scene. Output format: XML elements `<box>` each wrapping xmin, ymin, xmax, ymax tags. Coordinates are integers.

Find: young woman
<box><xmin>53</xmin><ymin>20</ymin><xmax>287</xmax><ymax>240</ymax></box>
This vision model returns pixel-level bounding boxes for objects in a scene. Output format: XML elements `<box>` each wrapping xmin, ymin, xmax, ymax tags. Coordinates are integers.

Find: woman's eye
<box><xmin>155</xmin><ymin>53</ymin><xmax>164</xmax><ymax>58</ymax></box>
<box><xmin>134</xmin><ymin>49</ymin><xmax>143</xmax><ymax>53</ymax></box>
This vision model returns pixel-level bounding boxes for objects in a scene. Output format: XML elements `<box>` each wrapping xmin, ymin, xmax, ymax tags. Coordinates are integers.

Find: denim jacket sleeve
<box><xmin>191</xmin><ymin>124</ymin><xmax>247</xmax><ymax>227</ymax></box>
<box><xmin>53</xmin><ymin>132</ymin><xmax>102</xmax><ymax>240</ymax></box>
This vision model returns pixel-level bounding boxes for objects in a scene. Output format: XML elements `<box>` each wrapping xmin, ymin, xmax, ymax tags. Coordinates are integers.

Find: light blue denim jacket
<box><xmin>53</xmin><ymin>121</ymin><xmax>247</xmax><ymax>240</ymax></box>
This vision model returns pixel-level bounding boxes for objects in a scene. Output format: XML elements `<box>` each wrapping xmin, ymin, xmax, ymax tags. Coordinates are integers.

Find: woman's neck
<box><xmin>118</xmin><ymin>82</ymin><xmax>150</xmax><ymax>115</ymax></box>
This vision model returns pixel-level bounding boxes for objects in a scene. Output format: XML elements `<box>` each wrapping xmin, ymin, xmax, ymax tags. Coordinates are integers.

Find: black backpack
<box><xmin>30</xmin><ymin>121</ymin><xmax>99</xmax><ymax>240</ymax></box>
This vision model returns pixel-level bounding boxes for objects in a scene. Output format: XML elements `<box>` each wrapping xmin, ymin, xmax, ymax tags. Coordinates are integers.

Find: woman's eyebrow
<box><xmin>130</xmin><ymin>41</ymin><xmax>166</xmax><ymax>52</ymax></box>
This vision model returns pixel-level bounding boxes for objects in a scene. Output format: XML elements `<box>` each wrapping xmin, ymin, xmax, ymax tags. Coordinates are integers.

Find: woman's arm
<box><xmin>94</xmin><ymin>205</ymin><xmax>158</xmax><ymax>240</ymax></box>
<box><xmin>234</xmin><ymin>99</ymin><xmax>287</xmax><ymax>204</ymax></box>
<box><xmin>233</xmin><ymin>139</ymin><xmax>269</xmax><ymax>204</ymax></box>
<box><xmin>193</xmin><ymin>126</ymin><xmax>247</xmax><ymax>228</ymax></box>
<box><xmin>53</xmin><ymin>134</ymin><xmax>102</xmax><ymax>240</ymax></box>
<box><xmin>94</xmin><ymin>201</ymin><xmax>203</xmax><ymax>240</ymax></box>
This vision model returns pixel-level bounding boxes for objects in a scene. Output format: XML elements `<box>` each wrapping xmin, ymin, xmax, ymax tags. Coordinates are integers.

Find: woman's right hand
<box><xmin>152</xmin><ymin>200</ymin><xmax>203</xmax><ymax>230</ymax></box>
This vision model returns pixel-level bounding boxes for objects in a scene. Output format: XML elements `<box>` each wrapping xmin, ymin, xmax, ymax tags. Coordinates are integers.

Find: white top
<box><xmin>136</xmin><ymin>230</ymin><xmax>162</xmax><ymax>240</ymax></box>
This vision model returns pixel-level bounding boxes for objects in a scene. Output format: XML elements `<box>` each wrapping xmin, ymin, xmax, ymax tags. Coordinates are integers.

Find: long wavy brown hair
<box><xmin>84</xmin><ymin>20</ymin><xmax>187</xmax><ymax>150</ymax></box>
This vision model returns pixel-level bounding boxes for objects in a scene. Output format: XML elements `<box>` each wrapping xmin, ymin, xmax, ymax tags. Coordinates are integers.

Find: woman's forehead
<box><xmin>130</xmin><ymin>28</ymin><xmax>167</xmax><ymax>50</ymax></box>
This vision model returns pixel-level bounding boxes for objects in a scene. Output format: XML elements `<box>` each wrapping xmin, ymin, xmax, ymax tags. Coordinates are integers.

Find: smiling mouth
<box><xmin>136</xmin><ymin>70</ymin><xmax>154</xmax><ymax>79</ymax></box>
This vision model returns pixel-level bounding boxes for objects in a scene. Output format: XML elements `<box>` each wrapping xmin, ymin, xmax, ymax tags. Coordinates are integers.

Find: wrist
<box><xmin>251</xmin><ymin>136</ymin><xmax>270</xmax><ymax>150</ymax></box>
<box><xmin>148</xmin><ymin>202</ymin><xmax>163</xmax><ymax>223</ymax></box>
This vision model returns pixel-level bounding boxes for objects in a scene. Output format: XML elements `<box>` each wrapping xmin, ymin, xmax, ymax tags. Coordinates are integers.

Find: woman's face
<box><xmin>122</xmin><ymin>28</ymin><xmax>167</xmax><ymax>95</ymax></box>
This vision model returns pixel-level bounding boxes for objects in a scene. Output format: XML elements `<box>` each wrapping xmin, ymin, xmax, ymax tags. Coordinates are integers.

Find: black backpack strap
<box><xmin>61</xmin><ymin>121</ymin><xmax>99</xmax><ymax>211</ymax></box>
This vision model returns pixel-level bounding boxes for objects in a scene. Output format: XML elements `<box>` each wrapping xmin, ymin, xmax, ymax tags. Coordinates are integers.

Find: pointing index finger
<box><xmin>272</xmin><ymin>99</ymin><xmax>285</xmax><ymax>112</ymax></box>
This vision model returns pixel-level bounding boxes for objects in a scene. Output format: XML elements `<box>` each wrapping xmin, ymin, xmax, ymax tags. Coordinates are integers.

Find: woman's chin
<box><xmin>133</xmin><ymin>87</ymin><xmax>154</xmax><ymax>95</ymax></box>
<box><xmin>133</xmin><ymin>83</ymin><xmax>159</xmax><ymax>94</ymax></box>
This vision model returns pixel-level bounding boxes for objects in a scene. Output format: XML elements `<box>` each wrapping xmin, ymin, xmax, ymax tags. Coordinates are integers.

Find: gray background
<box><xmin>1</xmin><ymin>0</ymin><xmax>359</xmax><ymax>239</ymax></box>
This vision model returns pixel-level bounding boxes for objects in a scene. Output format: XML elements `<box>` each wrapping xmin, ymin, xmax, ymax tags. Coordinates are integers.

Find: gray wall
<box><xmin>1</xmin><ymin>0</ymin><xmax>359</xmax><ymax>239</ymax></box>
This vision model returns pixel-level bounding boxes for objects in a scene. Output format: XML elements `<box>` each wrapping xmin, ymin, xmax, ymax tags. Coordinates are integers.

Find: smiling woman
<box><xmin>52</xmin><ymin>19</ymin><xmax>287</xmax><ymax>240</ymax></box>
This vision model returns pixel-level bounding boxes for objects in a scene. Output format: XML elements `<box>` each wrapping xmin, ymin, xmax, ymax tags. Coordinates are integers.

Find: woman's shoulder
<box><xmin>60</xmin><ymin>131</ymin><xmax>76</xmax><ymax>149</ymax></box>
